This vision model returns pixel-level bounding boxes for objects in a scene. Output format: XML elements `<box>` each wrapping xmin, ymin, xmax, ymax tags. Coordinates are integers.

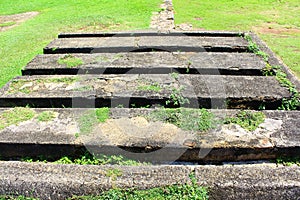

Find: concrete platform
<box><xmin>23</xmin><ymin>52</ymin><xmax>266</xmax><ymax>75</ymax></box>
<box><xmin>0</xmin><ymin>162</ymin><xmax>299</xmax><ymax>200</ymax></box>
<box><xmin>44</xmin><ymin>36</ymin><xmax>248</xmax><ymax>54</ymax></box>
<box><xmin>0</xmin><ymin>74</ymin><xmax>290</xmax><ymax>109</ymax></box>
<box><xmin>0</xmin><ymin>108</ymin><xmax>299</xmax><ymax>163</ymax></box>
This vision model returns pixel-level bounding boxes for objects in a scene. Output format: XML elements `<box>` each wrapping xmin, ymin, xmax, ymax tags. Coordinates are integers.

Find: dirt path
<box><xmin>0</xmin><ymin>12</ymin><xmax>39</xmax><ymax>32</ymax></box>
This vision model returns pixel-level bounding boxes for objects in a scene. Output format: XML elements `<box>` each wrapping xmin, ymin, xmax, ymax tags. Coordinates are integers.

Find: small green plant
<box><xmin>170</xmin><ymin>72</ymin><xmax>179</xmax><ymax>80</ymax></box>
<box><xmin>37</xmin><ymin>111</ymin><xmax>56</xmax><ymax>122</ymax></box>
<box><xmin>57</xmin><ymin>54</ymin><xmax>84</xmax><ymax>68</ymax></box>
<box><xmin>0</xmin><ymin>21</ymin><xmax>17</xmax><ymax>27</ymax></box>
<box><xmin>0</xmin><ymin>107</ymin><xmax>35</xmax><ymax>130</ymax></box>
<box><xmin>276</xmin><ymin>157</ymin><xmax>300</xmax><ymax>166</ymax></box>
<box><xmin>78</xmin><ymin>108</ymin><xmax>110</xmax><ymax>134</ymax></box>
<box><xmin>244</xmin><ymin>34</ymin><xmax>268</xmax><ymax>62</ymax></box>
<box><xmin>166</xmin><ymin>86</ymin><xmax>190</xmax><ymax>106</ymax></box>
<box><xmin>224</xmin><ymin>110</ymin><xmax>265</xmax><ymax>131</ymax></box>
<box><xmin>186</xmin><ymin>60</ymin><xmax>192</xmax><ymax>73</ymax></box>
<box><xmin>148</xmin><ymin>108</ymin><xmax>216</xmax><ymax>132</ymax></box>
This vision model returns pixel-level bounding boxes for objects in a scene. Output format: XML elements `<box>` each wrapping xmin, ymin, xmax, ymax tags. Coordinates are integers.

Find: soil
<box><xmin>0</xmin><ymin>12</ymin><xmax>39</xmax><ymax>32</ymax></box>
<box><xmin>253</xmin><ymin>23</ymin><xmax>300</xmax><ymax>35</ymax></box>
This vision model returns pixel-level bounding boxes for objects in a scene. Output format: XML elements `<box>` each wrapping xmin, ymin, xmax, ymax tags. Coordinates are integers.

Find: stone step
<box><xmin>23</xmin><ymin>52</ymin><xmax>266</xmax><ymax>76</ymax></box>
<box><xmin>0</xmin><ymin>108</ymin><xmax>299</xmax><ymax>163</ymax></box>
<box><xmin>0</xmin><ymin>75</ymin><xmax>290</xmax><ymax>109</ymax></box>
<box><xmin>0</xmin><ymin>162</ymin><xmax>299</xmax><ymax>200</ymax></box>
<box><xmin>44</xmin><ymin>35</ymin><xmax>249</xmax><ymax>54</ymax></box>
<box><xmin>58</xmin><ymin>31</ymin><xmax>244</xmax><ymax>38</ymax></box>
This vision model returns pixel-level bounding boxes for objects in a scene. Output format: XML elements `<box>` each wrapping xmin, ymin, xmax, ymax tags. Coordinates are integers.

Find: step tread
<box><xmin>0</xmin><ymin>108</ymin><xmax>299</xmax><ymax>162</ymax></box>
<box><xmin>44</xmin><ymin>36</ymin><xmax>248</xmax><ymax>53</ymax></box>
<box><xmin>23</xmin><ymin>52</ymin><xmax>265</xmax><ymax>75</ymax></box>
<box><xmin>0</xmin><ymin>75</ymin><xmax>289</xmax><ymax>99</ymax></box>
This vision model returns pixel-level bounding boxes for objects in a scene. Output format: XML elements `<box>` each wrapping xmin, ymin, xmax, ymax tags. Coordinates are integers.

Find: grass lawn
<box><xmin>173</xmin><ymin>0</ymin><xmax>300</xmax><ymax>78</ymax></box>
<box><xmin>0</xmin><ymin>0</ymin><xmax>162</xmax><ymax>87</ymax></box>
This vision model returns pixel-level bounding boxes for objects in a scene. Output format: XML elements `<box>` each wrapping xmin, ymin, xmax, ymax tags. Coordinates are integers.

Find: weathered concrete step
<box><xmin>0</xmin><ymin>108</ymin><xmax>299</xmax><ymax>163</ymax></box>
<box><xmin>23</xmin><ymin>52</ymin><xmax>266</xmax><ymax>76</ymax></box>
<box><xmin>44</xmin><ymin>36</ymin><xmax>248</xmax><ymax>54</ymax></box>
<box><xmin>1</xmin><ymin>162</ymin><xmax>299</xmax><ymax>200</ymax></box>
<box><xmin>0</xmin><ymin>75</ymin><xmax>290</xmax><ymax>109</ymax></box>
<box><xmin>58</xmin><ymin>31</ymin><xmax>244</xmax><ymax>38</ymax></box>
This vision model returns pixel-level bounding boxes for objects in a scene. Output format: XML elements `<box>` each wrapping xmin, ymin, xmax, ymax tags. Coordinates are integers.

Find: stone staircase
<box><xmin>0</xmin><ymin>31</ymin><xmax>299</xmax><ymax>199</ymax></box>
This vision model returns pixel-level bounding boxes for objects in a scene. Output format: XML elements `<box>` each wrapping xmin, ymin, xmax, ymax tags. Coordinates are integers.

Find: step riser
<box><xmin>44</xmin><ymin>46</ymin><xmax>248</xmax><ymax>54</ymax></box>
<box><xmin>2</xmin><ymin>143</ymin><xmax>300</xmax><ymax>164</ymax></box>
<box><xmin>22</xmin><ymin>68</ymin><xmax>264</xmax><ymax>76</ymax></box>
<box><xmin>0</xmin><ymin>97</ymin><xmax>284</xmax><ymax>109</ymax></box>
<box><xmin>58</xmin><ymin>31</ymin><xmax>244</xmax><ymax>38</ymax></box>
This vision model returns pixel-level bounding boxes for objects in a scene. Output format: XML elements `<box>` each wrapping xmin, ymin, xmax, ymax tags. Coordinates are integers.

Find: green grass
<box><xmin>57</xmin><ymin>54</ymin><xmax>84</xmax><ymax>68</ymax></box>
<box><xmin>173</xmin><ymin>0</ymin><xmax>300</xmax><ymax>78</ymax></box>
<box><xmin>0</xmin><ymin>107</ymin><xmax>35</xmax><ymax>130</ymax></box>
<box><xmin>147</xmin><ymin>108</ymin><xmax>216</xmax><ymax>132</ymax></box>
<box><xmin>0</xmin><ymin>21</ymin><xmax>16</xmax><ymax>27</ymax></box>
<box><xmin>0</xmin><ymin>0</ymin><xmax>162</xmax><ymax>88</ymax></box>
<box><xmin>224</xmin><ymin>110</ymin><xmax>265</xmax><ymax>131</ymax></box>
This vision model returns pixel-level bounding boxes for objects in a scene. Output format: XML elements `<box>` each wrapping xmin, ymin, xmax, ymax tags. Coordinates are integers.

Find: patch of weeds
<box><xmin>276</xmin><ymin>157</ymin><xmax>300</xmax><ymax>166</ymax></box>
<box><xmin>224</xmin><ymin>110</ymin><xmax>265</xmax><ymax>131</ymax></box>
<box><xmin>0</xmin><ymin>21</ymin><xmax>17</xmax><ymax>27</ymax></box>
<box><xmin>246</xmin><ymin>33</ymin><xmax>299</xmax><ymax>110</ymax></box>
<box><xmin>9</xmin><ymin>80</ymin><xmax>32</xmax><ymax>94</ymax></box>
<box><xmin>78</xmin><ymin>108</ymin><xmax>109</xmax><ymax>134</ymax></box>
<box><xmin>263</xmin><ymin>64</ymin><xmax>299</xmax><ymax>110</ymax></box>
<box><xmin>95</xmin><ymin>107</ymin><xmax>110</xmax><ymax>122</ymax></box>
<box><xmin>69</xmin><ymin>173</ymin><xmax>208</xmax><ymax>200</ymax></box>
<box><xmin>166</xmin><ymin>86</ymin><xmax>190</xmax><ymax>106</ymax></box>
<box><xmin>57</xmin><ymin>54</ymin><xmax>84</xmax><ymax>68</ymax></box>
<box><xmin>8</xmin><ymin>77</ymin><xmax>79</xmax><ymax>94</ymax></box>
<box><xmin>148</xmin><ymin>108</ymin><xmax>216</xmax><ymax>132</ymax></box>
<box><xmin>37</xmin><ymin>111</ymin><xmax>56</xmax><ymax>122</ymax></box>
<box><xmin>0</xmin><ymin>107</ymin><xmax>35</xmax><ymax>130</ymax></box>
<box><xmin>137</xmin><ymin>81</ymin><xmax>162</xmax><ymax>92</ymax></box>
<box><xmin>106</xmin><ymin>168</ymin><xmax>123</xmax><ymax>181</ymax></box>
<box><xmin>244</xmin><ymin>34</ymin><xmax>268</xmax><ymax>62</ymax></box>
<box><xmin>50</xmin><ymin>154</ymin><xmax>149</xmax><ymax>166</ymax></box>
